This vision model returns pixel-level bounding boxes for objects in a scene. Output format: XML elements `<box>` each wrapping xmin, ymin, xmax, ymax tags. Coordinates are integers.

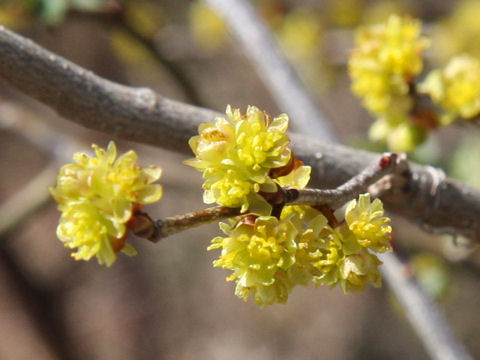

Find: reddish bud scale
<box><xmin>379</xmin><ymin>154</ymin><xmax>392</xmax><ymax>169</ymax></box>
<box><xmin>241</xmin><ymin>214</ymin><xmax>258</xmax><ymax>226</ymax></box>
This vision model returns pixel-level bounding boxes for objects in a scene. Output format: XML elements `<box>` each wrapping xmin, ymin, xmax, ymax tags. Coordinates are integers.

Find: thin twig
<box><xmin>290</xmin><ymin>153</ymin><xmax>401</xmax><ymax>208</ymax></box>
<box><xmin>0</xmin><ymin>16</ymin><xmax>474</xmax><ymax>360</ymax></box>
<box><xmin>0</xmin><ymin>25</ymin><xmax>480</xmax><ymax>242</ymax></box>
<box><xmin>134</xmin><ymin>153</ymin><xmax>400</xmax><ymax>241</ymax></box>
<box><xmin>131</xmin><ymin>206</ymin><xmax>240</xmax><ymax>242</ymax></box>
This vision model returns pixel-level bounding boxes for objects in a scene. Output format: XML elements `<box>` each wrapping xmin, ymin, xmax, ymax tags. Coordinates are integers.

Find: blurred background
<box><xmin>0</xmin><ymin>0</ymin><xmax>480</xmax><ymax>359</ymax></box>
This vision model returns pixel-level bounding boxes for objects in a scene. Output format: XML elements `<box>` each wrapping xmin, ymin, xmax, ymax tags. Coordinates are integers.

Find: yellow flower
<box><xmin>338</xmin><ymin>253</ymin><xmax>382</xmax><ymax>293</ymax></box>
<box><xmin>419</xmin><ymin>55</ymin><xmax>480</xmax><ymax>124</ymax></box>
<box><xmin>209</xmin><ymin>216</ymin><xmax>298</xmax><ymax>306</ymax></box>
<box><xmin>282</xmin><ymin>206</ymin><xmax>331</xmax><ymax>286</ymax></box>
<box><xmin>369</xmin><ymin>118</ymin><xmax>426</xmax><ymax>153</ymax></box>
<box><xmin>349</xmin><ymin>15</ymin><xmax>430</xmax><ymax>151</ymax></box>
<box><xmin>50</xmin><ymin>141</ymin><xmax>162</xmax><ymax>266</ymax></box>
<box><xmin>311</xmin><ymin>224</ymin><xmax>383</xmax><ymax>293</ymax></box>
<box><xmin>349</xmin><ymin>15</ymin><xmax>429</xmax><ymax>117</ymax></box>
<box><xmin>307</xmin><ymin>224</ymin><xmax>344</xmax><ymax>287</ymax></box>
<box><xmin>277</xmin><ymin>8</ymin><xmax>323</xmax><ymax>60</ymax></box>
<box><xmin>189</xmin><ymin>1</ymin><xmax>227</xmax><ymax>53</ymax></box>
<box><xmin>185</xmin><ymin>106</ymin><xmax>305</xmax><ymax>215</ymax></box>
<box><xmin>355</xmin><ymin>14</ymin><xmax>428</xmax><ymax>77</ymax></box>
<box><xmin>345</xmin><ymin>193</ymin><xmax>392</xmax><ymax>252</ymax></box>
<box><xmin>210</xmin><ymin>198</ymin><xmax>392</xmax><ymax>304</ymax></box>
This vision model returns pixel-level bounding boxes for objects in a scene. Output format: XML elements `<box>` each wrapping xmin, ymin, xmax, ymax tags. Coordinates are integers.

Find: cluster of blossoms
<box><xmin>349</xmin><ymin>15</ymin><xmax>430</xmax><ymax>152</ymax></box>
<box><xmin>419</xmin><ymin>55</ymin><xmax>480</xmax><ymax>125</ymax></box>
<box><xmin>189</xmin><ymin>0</ymin><xmax>228</xmax><ymax>53</ymax></box>
<box><xmin>184</xmin><ymin>105</ymin><xmax>310</xmax><ymax>215</ymax></box>
<box><xmin>187</xmin><ymin>106</ymin><xmax>392</xmax><ymax>305</ymax></box>
<box><xmin>277</xmin><ymin>8</ymin><xmax>323</xmax><ymax>61</ymax></box>
<box><xmin>209</xmin><ymin>194</ymin><xmax>391</xmax><ymax>306</ymax></box>
<box><xmin>50</xmin><ymin>106</ymin><xmax>393</xmax><ymax>306</ymax></box>
<box><xmin>50</xmin><ymin>142</ymin><xmax>162</xmax><ymax>266</ymax></box>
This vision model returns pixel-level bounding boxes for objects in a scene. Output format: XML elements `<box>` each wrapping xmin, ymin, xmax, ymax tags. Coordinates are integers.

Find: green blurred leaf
<box><xmin>448</xmin><ymin>133</ymin><xmax>480</xmax><ymax>189</ymax></box>
<box><xmin>70</xmin><ymin>0</ymin><xmax>109</xmax><ymax>11</ymax></box>
<box><xmin>39</xmin><ymin>0</ymin><xmax>68</xmax><ymax>24</ymax></box>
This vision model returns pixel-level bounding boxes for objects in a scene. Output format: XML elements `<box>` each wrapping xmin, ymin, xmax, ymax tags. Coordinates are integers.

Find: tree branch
<box><xmin>0</xmin><ymin>25</ymin><xmax>216</xmax><ymax>155</ymax></box>
<box><xmin>0</xmin><ymin>25</ymin><xmax>480</xmax><ymax>243</ymax></box>
<box><xmin>380</xmin><ymin>252</ymin><xmax>473</xmax><ymax>360</ymax></box>
<box><xmin>131</xmin><ymin>153</ymin><xmax>400</xmax><ymax>242</ymax></box>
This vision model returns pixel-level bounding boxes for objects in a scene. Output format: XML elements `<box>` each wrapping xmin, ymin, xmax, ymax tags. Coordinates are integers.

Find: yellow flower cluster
<box><xmin>345</xmin><ymin>193</ymin><xmax>393</xmax><ymax>253</ymax></box>
<box><xmin>185</xmin><ymin>106</ymin><xmax>311</xmax><ymax>215</ymax></box>
<box><xmin>349</xmin><ymin>15</ymin><xmax>429</xmax><ymax>151</ymax></box>
<box><xmin>277</xmin><ymin>8</ymin><xmax>323</xmax><ymax>61</ymax></box>
<box><xmin>431</xmin><ymin>0</ymin><xmax>480</xmax><ymax>64</ymax></box>
<box><xmin>419</xmin><ymin>55</ymin><xmax>480</xmax><ymax>124</ymax></box>
<box><xmin>209</xmin><ymin>216</ymin><xmax>298</xmax><ymax>305</ymax></box>
<box><xmin>50</xmin><ymin>141</ymin><xmax>163</xmax><ymax>266</ymax></box>
<box><xmin>189</xmin><ymin>1</ymin><xmax>227</xmax><ymax>53</ymax></box>
<box><xmin>209</xmin><ymin>194</ymin><xmax>392</xmax><ymax>306</ymax></box>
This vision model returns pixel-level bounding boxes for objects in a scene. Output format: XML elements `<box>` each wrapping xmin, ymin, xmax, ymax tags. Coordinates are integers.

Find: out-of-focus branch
<box><xmin>203</xmin><ymin>0</ymin><xmax>337</xmax><ymax>140</ymax></box>
<box><xmin>0</xmin><ymin>242</ymin><xmax>79</xmax><ymax>360</ymax></box>
<box><xmin>0</xmin><ymin>25</ymin><xmax>480</xmax><ymax>244</ymax></box>
<box><xmin>67</xmin><ymin>9</ymin><xmax>204</xmax><ymax>106</ymax></box>
<box><xmin>380</xmin><ymin>252</ymin><xmax>473</xmax><ymax>360</ymax></box>
<box><xmin>0</xmin><ymin>163</ymin><xmax>57</xmax><ymax>236</ymax></box>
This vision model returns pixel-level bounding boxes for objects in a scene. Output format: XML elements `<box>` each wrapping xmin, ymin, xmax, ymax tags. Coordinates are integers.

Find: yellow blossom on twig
<box><xmin>50</xmin><ymin>141</ymin><xmax>162</xmax><ymax>266</ymax></box>
<box><xmin>185</xmin><ymin>105</ymin><xmax>309</xmax><ymax>215</ymax></box>
<box><xmin>419</xmin><ymin>55</ymin><xmax>480</xmax><ymax>124</ymax></box>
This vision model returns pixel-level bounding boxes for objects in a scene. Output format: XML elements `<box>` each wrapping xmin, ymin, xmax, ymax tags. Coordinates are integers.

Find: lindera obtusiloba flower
<box><xmin>209</xmin><ymin>194</ymin><xmax>391</xmax><ymax>306</ymax></box>
<box><xmin>349</xmin><ymin>14</ymin><xmax>429</xmax><ymax>152</ymax></box>
<box><xmin>345</xmin><ymin>193</ymin><xmax>392</xmax><ymax>253</ymax></box>
<box><xmin>50</xmin><ymin>141</ymin><xmax>162</xmax><ymax>266</ymax></box>
<box><xmin>419</xmin><ymin>55</ymin><xmax>480</xmax><ymax>125</ymax></box>
<box><xmin>185</xmin><ymin>105</ymin><xmax>310</xmax><ymax>215</ymax></box>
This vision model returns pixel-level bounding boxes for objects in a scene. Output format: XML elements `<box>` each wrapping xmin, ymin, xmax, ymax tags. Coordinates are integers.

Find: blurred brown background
<box><xmin>1</xmin><ymin>0</ymin><xmax>479</xmax><ymax>359</ymax></box>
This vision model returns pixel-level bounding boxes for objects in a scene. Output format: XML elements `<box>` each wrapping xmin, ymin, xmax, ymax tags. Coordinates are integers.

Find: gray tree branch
<box><xmin>0</xmin><ymin>25</ymin><xmax>479</xmax><ymax>245</ymax></box>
